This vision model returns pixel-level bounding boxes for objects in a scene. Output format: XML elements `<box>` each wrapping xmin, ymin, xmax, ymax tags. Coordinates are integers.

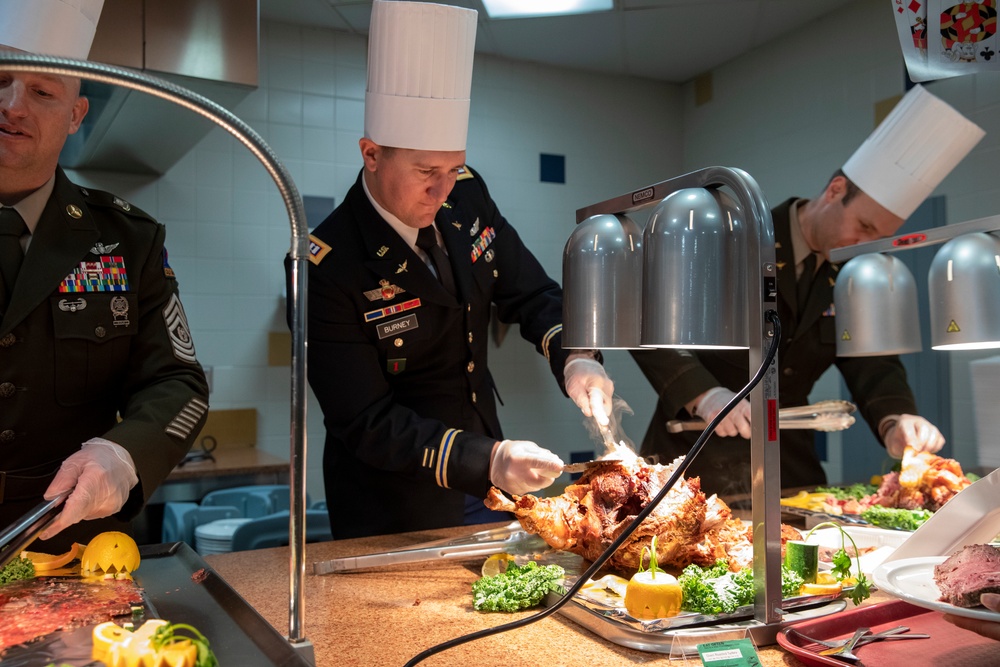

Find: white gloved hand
<box><xmin>883</xmin><ymin>414</ymin><xmax>945</xmax><ymax>459</ymax></box>
<box><xmin>564</xmin><ymin>357</ymin><xmax>614</xmax><ymax>426</ymax></box>
<box><xmin>489</xmin><ymin>440</ymin><xmax>564</xmax><ymax>496</ymax></box>
<box><xmin>694</xmin><ymin>386</ymin><xmax>752</xmax><ymax>439</ymax></box>
<box><xmin>40</xmin><ymin>438</ymin><xmax>139</xmax><ymax>540</ymax></box>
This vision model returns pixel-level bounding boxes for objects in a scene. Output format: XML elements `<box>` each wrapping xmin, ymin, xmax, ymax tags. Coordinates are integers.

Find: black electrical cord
<box><xmin>402</xmin><ymin>309</ymin><xmax>782</xmax><ymax>667</ymax></box>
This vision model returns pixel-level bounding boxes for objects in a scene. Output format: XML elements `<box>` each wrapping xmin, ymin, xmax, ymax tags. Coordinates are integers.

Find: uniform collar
<box><xmin>5</xmin><ymin>174</ymin><xmax>56</xmax><ymax>235</ymax></box>
<box><xmin>361</xmin><ymin>171</ymin><xmax>444</xmax><ymax>259</ymax></box>
<box><xmin>789</xmin><ymin>198</ymin><xmax>821</xmax><ymax>274</ymax></box>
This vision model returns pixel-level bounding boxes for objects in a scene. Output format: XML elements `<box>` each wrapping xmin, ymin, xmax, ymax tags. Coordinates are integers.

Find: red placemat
<box><xmin>778</xmin><ymin>599</ymin><xmax>1000</xmax><ymax>667</ymax></box>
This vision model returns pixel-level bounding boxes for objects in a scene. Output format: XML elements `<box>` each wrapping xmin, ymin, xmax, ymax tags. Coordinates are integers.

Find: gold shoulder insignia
<box><xmin>308</xmin><ymin>234</ymin><xmax>332</xmax><ymax>265</ymax></box>
<box><xmin>456</xmin><ymin>166</ymin><xmax>474</xmax><ymax>181</ymax></box>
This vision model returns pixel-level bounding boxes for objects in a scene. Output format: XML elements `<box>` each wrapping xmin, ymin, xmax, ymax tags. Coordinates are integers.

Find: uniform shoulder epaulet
<box><xmin>456</xmin><ymin>165</ymin><xmax>475</xmax><ymax>181</ymax></box>
<box><xmin>79</xmin><ymin>187</ymin><xmax>157</xmax><ymax>223</ymax></box>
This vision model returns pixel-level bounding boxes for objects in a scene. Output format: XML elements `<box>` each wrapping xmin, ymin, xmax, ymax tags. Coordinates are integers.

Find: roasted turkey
<box><xmin>485</xmin><ymin>453</ymin><xmax>800</xmax><ymax>572</ymax></box>
<box><xmin>866</xmin><ymin>446</ymin><xmax>972</xmax><ymax>512</ymax></box>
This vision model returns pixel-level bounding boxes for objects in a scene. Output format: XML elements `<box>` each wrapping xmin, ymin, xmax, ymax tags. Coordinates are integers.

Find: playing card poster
<box><xmin>891</xmin><ymin>0</ymin><xmax>998</xmax><ymax>80</ymax></box>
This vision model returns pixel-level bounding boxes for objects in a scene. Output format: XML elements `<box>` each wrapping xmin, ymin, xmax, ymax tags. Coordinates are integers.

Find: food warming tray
<box><xmin>0</xmin><ymin>542</ymin><xmax>311</xmax><ymax>667</ymax></box>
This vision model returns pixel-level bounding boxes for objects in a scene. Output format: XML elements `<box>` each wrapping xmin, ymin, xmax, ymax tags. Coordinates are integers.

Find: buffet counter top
<box><xmin>204</xmin><ymin>522</ymin><xmax>885</xmax><ymax>667</ymax></box>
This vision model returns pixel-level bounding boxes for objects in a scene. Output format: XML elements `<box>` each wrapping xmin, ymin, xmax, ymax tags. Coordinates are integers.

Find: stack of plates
<box><xmin>970</xmin><ymin>355</ymin><xmax>1000</xmax><ymax>468</ymax></box>
<box><xmin>194</xmin><ymin>517</ymin><xmax>253</xmax><ymax>555</ymax></box>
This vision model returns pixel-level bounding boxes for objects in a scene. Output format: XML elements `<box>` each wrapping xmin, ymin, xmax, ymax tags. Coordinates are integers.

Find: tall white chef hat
<box><xmin>0</xmin><ymin>0</ymin><xmax>105</xmax><ymax>59</ymax></box>
<box><xmin>842</xmin><ymin>84</ymin><xmax>984</xmax><ymax>220</ymax></box>
<box><xmin>364</xmin><ymin>0</ymin><xmax>478</xmax><ymax>152</ymax></box>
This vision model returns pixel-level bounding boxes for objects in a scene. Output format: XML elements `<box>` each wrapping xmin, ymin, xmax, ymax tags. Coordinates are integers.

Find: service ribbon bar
<box><xmin>470</xmin><ymin>226</ymin><xmax>496</xmax><ymax>263</ymax></box>
<box><xmin>59</xmin><ymin>256</ymin><xmax>130</xmax><ymax>293</ymax></box>
<box><xmin>364</xmin><ymin>297</ymin><xmax>422</xmax><ymax>323</ymax></box>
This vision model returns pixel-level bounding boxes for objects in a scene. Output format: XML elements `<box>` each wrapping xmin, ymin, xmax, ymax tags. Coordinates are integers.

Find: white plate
<box><xmin>872</xmin><ymin>556</ymin><xmax>1000</xmax><ymax>622</ymax></box>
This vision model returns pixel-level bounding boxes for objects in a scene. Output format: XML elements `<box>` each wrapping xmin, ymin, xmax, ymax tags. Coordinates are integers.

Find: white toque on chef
<box><xmin>841</xmin><ymin>84</ymin><xmax>984</xmax><ymax>220</ymax></box>
<box><xmin>0</xmin><ymin>0</ymin><xmax>105</xmax><ymax>59</ymax></box>
<box><xmin>364</xmin><ymin>0</ymin><xmax>478</xmax><ymax>152</ymax></box>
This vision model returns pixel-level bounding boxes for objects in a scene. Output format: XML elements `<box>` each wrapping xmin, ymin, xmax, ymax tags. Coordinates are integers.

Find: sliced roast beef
<box><xmin>933</xmin><ymin>544</ymin><xmax>1000</xmax><ymax>608</ymax></box>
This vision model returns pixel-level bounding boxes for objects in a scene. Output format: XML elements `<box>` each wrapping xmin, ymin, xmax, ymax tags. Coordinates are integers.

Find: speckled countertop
<box><xmin>202</xmin><ymin>522</ymin><xmax>860</xmax><ymax>667</ymax></box>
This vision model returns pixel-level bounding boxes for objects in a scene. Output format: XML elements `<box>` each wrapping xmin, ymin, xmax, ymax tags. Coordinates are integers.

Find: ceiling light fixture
<box><xmin>480</xmin><ymin>0</ymin><xmax>613</xmax><ymax>20</ymax></box>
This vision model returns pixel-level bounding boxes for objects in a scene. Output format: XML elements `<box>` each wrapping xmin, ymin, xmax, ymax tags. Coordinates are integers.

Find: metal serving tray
<box><xmin>0</xmin><ymin>542</ymin><xmax>311</xmax><ymax>667</ymax></box>
<box><xmin>539</xmin><ymin>553</ymin><xmax>848</xmax><ymax>653</ymax></box>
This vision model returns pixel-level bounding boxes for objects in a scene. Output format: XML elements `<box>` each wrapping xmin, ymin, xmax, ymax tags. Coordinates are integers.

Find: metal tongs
<box><xmin>0</xmin><ymin>491</ymin><xmax>70</xmax><ymax>570</ymax></box>
<box><xmin>312</xmin><ymin>521</ymin><xmax>543</xmax><ymax>575</ymax></box>
<box><xmin>666</xmin><ymin>399</ymin><xmax>857</xmax><ymax>433</ymax></box>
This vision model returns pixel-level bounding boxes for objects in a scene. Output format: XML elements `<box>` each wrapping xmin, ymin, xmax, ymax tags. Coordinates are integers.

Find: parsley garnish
<box><xmin>806</xmin><ymin>522</ymin><xmax>872</xmax><ymax>605</ymax></box>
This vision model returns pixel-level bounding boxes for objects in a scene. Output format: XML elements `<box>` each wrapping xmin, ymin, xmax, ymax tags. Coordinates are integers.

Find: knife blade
<box><xmin>562</xmin><ymin>459</ymin><xmax>623</xmax><ymax>474</ymax></box>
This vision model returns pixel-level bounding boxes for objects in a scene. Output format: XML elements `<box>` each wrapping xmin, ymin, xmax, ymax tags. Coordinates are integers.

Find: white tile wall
<box><xmin>68</xmin><ymin>20</ymin><xmax>681</xmax><ymax>503</ymax></box>
<box><xmin>65</xmin><ymin>0</ymin><xmax>1000</xmax><ymax>502</ymax></box>
<box><xmin>678</xmin><ymin>0</ymin><xmax>1000</xmax><ymax>479</ymax></box>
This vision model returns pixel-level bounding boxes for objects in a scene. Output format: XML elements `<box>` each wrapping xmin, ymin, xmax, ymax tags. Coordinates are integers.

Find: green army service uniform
<box><xmin>631</xmin><ymin>198</ymin><xmax>918</xmax><ymax>496</ymax></box>
<box><xmin>0</xmin><ymin>169</ymin><xmax>209</xmax><ymax>551</ymax></box>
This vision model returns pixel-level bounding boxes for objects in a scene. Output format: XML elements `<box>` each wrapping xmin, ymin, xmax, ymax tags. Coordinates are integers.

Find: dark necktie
<box><xmin>416</xmin><ymin>224</ymin><xmax>457</xmax><ymax>297</ymax></box>
<box><xmin>796</xmin><ymin>252</ymin><xmax>818</xmax><ymax>311</ymax></box>
<box><xmin>0</xmin><ymin>207</ymin><xmax>28</xmax><ymax>313</ymax></box>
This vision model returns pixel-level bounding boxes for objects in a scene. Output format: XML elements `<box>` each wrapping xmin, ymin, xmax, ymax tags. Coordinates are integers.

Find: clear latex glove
<box><xmin>40</xmin><ymin>438</ymin><xmax>139</xmax><ymax>540</ymax></box>
<box><xmin>489</xmin><ymin>440</ymin><xmax>565</xmax><ymax>496</ymax></box>
<box><xmin>883</xmin><ymin>414</ymin><xmax>946</xmax><ymax>459</ymax></box>
<box><xmin>694</xmin><ymin>386</ymin><xmax>752</xmax><ymax>439</ymax></box>
<box><xmin>564</xmin><ymin>357</ymin><xmax>614</xmax><ymax>426</ymax></box>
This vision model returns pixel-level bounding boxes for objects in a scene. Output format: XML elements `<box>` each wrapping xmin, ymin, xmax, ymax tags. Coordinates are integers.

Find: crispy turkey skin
<box><xmin>485</xmin><ymin>455</ymin><xmax>798</xmax><ymax>572</ymax></box>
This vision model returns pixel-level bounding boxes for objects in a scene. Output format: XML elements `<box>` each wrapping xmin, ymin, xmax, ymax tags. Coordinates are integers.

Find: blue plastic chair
<box><xmin>162</xmin><ymin>503</ymin><xmax>242</xmax><ymax>544</ymax></box>
<box><xmin>200</xmin><ymin>487</ymin><xmax>273</xmax><ymax>518</ymax></box>
<box><xmin>199</xmin><ymin>485</ymin><xmax>309</xmax><ymax>518</ymax></box>
<box><xmin>229</xmin><ymin>510</ymin><xmax>332</xmax><ymax>551</ymax></box>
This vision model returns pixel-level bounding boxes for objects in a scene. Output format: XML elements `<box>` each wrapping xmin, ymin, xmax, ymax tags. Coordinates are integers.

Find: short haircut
<box><xmin>829</xmin><ymin>169</ymin><xmax>860</xmax><ymax>206</ymax></box>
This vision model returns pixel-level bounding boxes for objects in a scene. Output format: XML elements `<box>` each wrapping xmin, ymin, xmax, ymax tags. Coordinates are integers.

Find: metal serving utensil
<box><xmin>818</xmin><ymin>627</ymin><xmax>870</xmax><ymax>663</ymax></box>
<box><xmin>562</xmin><ymin>459</ymin><xmax>625</xmax><ymax>474</ymax></box>
<box><xmin>666</xmin><ymin>400</ymin><xmax>858</xmax><ymax>433</ymax></box>
<box><xmin>786</xmin><ymin>625</ymin><xmax>930</xmax><ymax>665</ymax></box>
<box><xmin>0</xmin><ymin>491</ymin><xmax>70</xmax><ymax>569</ymax></box>
<box><xmin>311</xmin><ymin>521</ymin><xmax>545</xmax><ymax>575</ymax></box>
<box><xmin>787</xmin><ymin>625</ymin><xmax>921</xmax><ymax>649</ymax></box>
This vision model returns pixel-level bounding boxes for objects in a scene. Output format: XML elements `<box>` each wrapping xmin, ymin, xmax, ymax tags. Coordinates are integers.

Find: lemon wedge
<box><xmin>481</xmin><ymin>553</ymin><xmax>514</xmax><ymax>577</ymax></box>
<box><xmin>92</xmin><ymin>619</ymin><xmax>198</xmax><ymax>667</ymax></box>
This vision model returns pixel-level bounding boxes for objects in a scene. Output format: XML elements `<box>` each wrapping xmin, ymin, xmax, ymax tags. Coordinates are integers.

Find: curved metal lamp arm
<box><xmin>0</xmin><ymin>53</ymin><xmax>312</xmax><ymax>655</ymax></box>
<box><xmin>575</xmin><ymin>166</ymin><xmax>783</xmax><ymax>628</ymax></box>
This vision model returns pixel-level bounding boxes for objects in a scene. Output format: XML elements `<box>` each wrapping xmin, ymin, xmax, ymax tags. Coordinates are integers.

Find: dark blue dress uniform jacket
<box><xmin>293</xmin><ymin>167</ymin><xmax>570</xmax><ymax>539</ymax></box>
<box><xmin>0</xmin><ymin>169</ymin><xmax>209</xmax><ymax>550</ymax></box>
<box><xmin>630</xmin><ymin>198</ymin><xmax>918</xmax><ymax>495</ymax></box>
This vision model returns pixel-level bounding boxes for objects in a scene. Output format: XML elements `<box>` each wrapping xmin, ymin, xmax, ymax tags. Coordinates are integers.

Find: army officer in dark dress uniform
<box><xmin>0</xmin><ymin>1</ymin><xmax>209</xmax><ymax>550</ymax></box>
<box><xmin>631</xmin><ymin>85</ymin><xmax>983</xmax><ymax>496</ymax></box>
<box><xmin>292</xmin><ymin>1</ymin><xmax>614</xmax><ymax>539</ymax></box>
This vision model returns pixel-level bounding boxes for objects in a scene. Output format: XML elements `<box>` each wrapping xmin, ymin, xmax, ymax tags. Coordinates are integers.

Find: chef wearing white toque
<box><xmin>632</xmin><ymin>84</ymin><xmax>985</xmax><ymax>494</ymax></box>
<box><xmin>0</xmin><ymin>0</ymin><xmax>209</xmax><ymax>549</ymax></box>
<box><xmin>292</xmin><ymin>0</ymin><xmax>614</xmax><ymax>539</ymax></box>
